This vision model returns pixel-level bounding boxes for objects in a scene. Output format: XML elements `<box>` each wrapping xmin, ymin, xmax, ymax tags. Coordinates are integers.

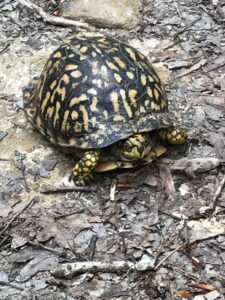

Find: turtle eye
<box><xmin>123</xmin><ymin>142</ymin><xmax>131</xmax><ymax>151</ymax></box>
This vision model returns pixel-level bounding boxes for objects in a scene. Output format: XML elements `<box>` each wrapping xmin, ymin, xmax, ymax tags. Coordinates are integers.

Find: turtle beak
<box><xmin>140</xmin><ymin>145</ymin><xmax>151</xmax><ymax>158</ymax></box>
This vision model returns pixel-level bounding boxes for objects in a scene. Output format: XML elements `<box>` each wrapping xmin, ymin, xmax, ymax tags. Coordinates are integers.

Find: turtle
<box><xmin>24</xmin><ymin>35</ymin><xmax>186</xmax><ymax>185</ymax></box>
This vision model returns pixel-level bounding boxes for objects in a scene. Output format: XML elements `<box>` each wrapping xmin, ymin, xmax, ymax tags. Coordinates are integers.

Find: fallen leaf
<box><xmin>177</xmin><ymin>289</ymin><xmax>192</xmax><ymax>299</ymax></box>
<box><xmin>87</xmin><ymin>216</ymin><xmax>102</xmax><ymax>223</ymax></box>
<box><xmin>172</xmin><ymin>157</ymin><xmax>220</xmax><ymax>177</ymax></box>
<box><xmin>187</xmin><ymin>219</ymin><xmax>225</xmax><ymax>242</ymax></box>
<box><xmin>18</xmin><ymin>254</ymin><xmax>58</xmax><ymax>282</ymax></box>
<box><xmin>189</xmin><ymin>283</ymin><xmax>216</xmax><ymax>291</ymax></box>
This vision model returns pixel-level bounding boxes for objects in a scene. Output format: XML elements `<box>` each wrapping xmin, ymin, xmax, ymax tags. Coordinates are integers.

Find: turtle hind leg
<box><xmin>71</xmin><ymin>150</ymin><xmax>100</xmax><ymax>185</ymax></box>
<box><xmin>159</xmin><ymin>128</ymin><xmax>186</xmax><ymax>145</ymax></box>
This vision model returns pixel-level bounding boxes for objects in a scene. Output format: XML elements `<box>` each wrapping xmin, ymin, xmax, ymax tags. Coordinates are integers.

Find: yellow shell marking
<box><xmin>41</xmin><ymin>91</ymin><xmax>51</xmax><ymax>113</ymax></box>
<box><xmin>139</xmin><ymin>106</ymin><xmax>146</xmax><ymax>113</ymax></box>
<box><xmin>98</xmin><ymin>37</ymin><xmax>109</xmax><ymax>44</ymax></box>
<box><xmin>147</xmin><ymin>87</ymin><xmax>153</xmax><ymax>98</ymax></box>
<box><xmin>120</xmin><ymin>89</ymin><xmax>132</xmax><ymax>118</ymax></box>
<box><xmin>148</xmin><ymin>75</ymin><xmax>154</xmax><ymax>82</ymax></box>
<box><xmin>53</xmin><ymin>101</ymin><xmax>61</xmax><ymax>127</ymax></box>
<box><xmin>54</xmin><ymin>85</ymin><xmax>66</xmax><ymax>102</ymax></box>
<box><xmin>70</xmin><ymin>94</ymin><xmax>88</xmax><ymax>106</ymax></box>
<box><xmin>161</xmin><ymin>99</ymin><xmax>167</xmax><ymax>109</ymax></box>
<box><xmin>113</xmin><ymin>115</ymin><xmax>125</xmax><ymax>121</ymax></box>
<box><xmin>144</xmin><ymin>99</ymin><xmax>150</xmax><ymax>107</ymax></box>
<box><xmin>114</xmin><ymin>73</ymin><xmax>122</xmax><ymax>83</ymax></box>
<box><xmin>141</xmin><ymin>74</ymin><xmax>147</xmax><ymax>86</ymax></box>
<box><xmin>91</xmin><ymin>117</ymin><xmax>97</xmax><ymax>126</ymax></box>
<box><xmin>154</xmin><ymin>83</ymin><xmax>163</xmax><ymax>94</ymax></box>
<box><xmin>80</xmin><ymin>46</ymin><xmax>88</xmax><ymax>53</ymax></box>
<box><xmin>151</xmin><ymin>101</ymin><xmax>161</xmax><ymax>111</ymax></box>
<box><xmin>128</xmin><ymin>89</ymin><xmax>138</xmax><ymax>108</ymax></box>
<box><xmin>79</xmin><ymin>105</ymin><xmax>89</xmax><ymax>131</ymax></box>
<box><xmin>50</xmin><ymin>80</ymin><xmax>57</xmax><ymax>90</ymax></box>
<box><xmin>125</xmin><ymin>47</ymin><xmax>136</xmax><ymax>61</ymax></box>
<box><xmin>92</xmin><ymin>79</ymin><xmax>102</xmax><ymax>88</ymax></box>
<box><xmin>110</xmin><ymin>92</ymin><xmax>119</xmax><ymax>112</ymax></box>
<box><xmin>100</xmin><ymin>65</ymin><xmax>108</xmax><ymax>79</ymax></box>
<box><xmin>106</xmin><ymin>61</ymin><xmax>119</xmax><ymax>71</ymax></box>
<box><xmin>46</xmin><ymin>106</ymin><xmax>54</xmax><ymax>118</ymax></box>
<box><xmin>90</xmin><ymin>97</ymin><xmax>98</xmax><ymax>112</ymax></box>
<box><xmin>53</xmin><ymin>51</ymin><xmax>62</xmax><ymax>58</ymax></box>
<box><xmin>154</xmin><ymin>88</ymin><xmax>160</xmax><ymax>101</ymax></box>
<box><xmin>153</xmin><ymin>74</ymin><xmax>160</xmax><ymax>83</ymax></box>
<box><xmin>87</xmin><ymin>88</ymin><xmax>97</xmax><ymax>95</ymax></box>
<box><xmin>113</xmin><ymin>56</ymin><xmax>126</xmax><ymax>69</ymax></box>
<box><xmin>71</xmin><ymin>70</ymin><xmax>82</xmax><ymax>78</ymax></box>
<box><xmin>61</xmin><ymin>110</ymin><xmax>70</xmax><ymax>131</ymax></box>
<box><xmin>36</xmin><ymin>115</ymin><xmax>43</xmax><ymax>129</ymax></box>
<box><xmin>126</xmin><ymin>71</ymin><xmax>135</xmax><ymax>79</ymax></box>
<box><xmin>65</xmin><ymin>64</ymin><xmax>78</xmax><ymax>71</ymax></box>
<box><xmin>61</xmin><ymin>74</ymin><xmax>70</xmax><ymax>84</ymax></box>
<box><xmin>93</xmin><ymin>45</ymin><xmax>102</xmax><ymax>54</ymax></box>
<box><xmin>71</xmin><ymin>111</ymin><xmax>78</xmax><ymax>120</ymax></box>
<box><xmin>91</xmin><ymin>61</ymin><xmax>98</xmax><ymax>75</ymax></box>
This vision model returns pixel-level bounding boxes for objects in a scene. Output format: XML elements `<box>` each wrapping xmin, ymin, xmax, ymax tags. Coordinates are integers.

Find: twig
<box><xmin>110</xmin><ymin>179</ymin><xmax>117</xmax><ymax>201</ymax></box>
<box><xmin>174</xmin><ymin>58</ymin><xmax>207</xmax><ymax>79</ymax></box>
<box><xmin>0</xmin><ymin>43</ymin><xmax>10</xmax><ymax>55</ymax></box>
<box><xmin>154</xmin><ymin>243</ymin><xmax>185</xmax><ymax>270</ymax></box>
<box><xmin>51</xmin><ymin>259</ymin><xmax>154</xmax><ymax>278</ymax></box>
<box><xmin>87</xmin><ymin>235</ymin><xmax>98</xmax><ymax>261</ymax></box>
<box><xmin>0</xmin><ymin>198</ymin><xmax>36</xmax><ymax>236</ymax></box>
<box><xmin>27</xmin><ymin>241</ymin><xmax>66</xmax><ymax>257</ymax></box>
<box><xmin>211</xmin><ymin>174</ymin><xmax>225</xmax><ymax>215</ymax></box>
<box><xmin>40</xmin><ymin>186</ymin><xmax>92</xmax><ymax>194</ymax></box>
<box><xmin>55</xmin><ymin>209</ymin><xmax>84</xmax><ymax>220</ymax></box>
<box><xmin>17</xmin><ymin>0</ymin><xmax>92</xmax><ymax>29</ymax></box>
<box><xmin>167</xmin><ymin>264</ymin><xmax>199</xmax><ymax>280</ymax></box>
<box><xmin>0</xmin><ymin>281</ymin><xmax>24</xmax><ymax>291</ymax></box>
<box><xmin>173</xmin><ymin>17</ymin><xmax>202</xmax><ymax>38</ymax></box>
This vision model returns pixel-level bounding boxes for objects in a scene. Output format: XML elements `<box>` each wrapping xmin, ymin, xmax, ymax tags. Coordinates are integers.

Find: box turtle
<box><xmin>24</xmin><ymin>35</ymin><xmax>186</xmax><ymax>185</ymax></box>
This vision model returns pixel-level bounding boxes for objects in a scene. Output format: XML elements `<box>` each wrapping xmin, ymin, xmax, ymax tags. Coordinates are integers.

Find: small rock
<box><xmin>205</xmin><ymin>290</ymin><xmax>220</xmax><ymax>300</ymax></box>
<box><xmin>0</xmin><ymin>131</ymin><xmax>8</xmax><ymax>141</ymax></box>
<box><xmin>60</xmin><ymin>0</ymin><xmax>142</xmax><ymax>29</ymax></box>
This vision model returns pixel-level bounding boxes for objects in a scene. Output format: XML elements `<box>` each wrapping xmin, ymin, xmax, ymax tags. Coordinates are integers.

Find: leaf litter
<box><xmin>0</xmin><ymin>0</ymin><xmax>225</xmax><ymax>299</ymax></box>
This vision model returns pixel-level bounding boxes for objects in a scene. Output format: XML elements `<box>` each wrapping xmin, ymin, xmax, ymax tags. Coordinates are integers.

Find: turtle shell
<box><xmin>24</xmin><ymin>35</ymin><xmax>177</xmax><ymax>149</ymax></box>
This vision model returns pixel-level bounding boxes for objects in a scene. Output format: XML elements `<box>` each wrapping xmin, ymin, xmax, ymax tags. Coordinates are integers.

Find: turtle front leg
<box><xmin>72</xmin><ymin>150</ymin><xmax>100</xmax><ymax>185</ymax></box>
<box><xmin>159</xmin><ymin>128</ymin><xmax>186</xmax><ymax>145</ymax></box>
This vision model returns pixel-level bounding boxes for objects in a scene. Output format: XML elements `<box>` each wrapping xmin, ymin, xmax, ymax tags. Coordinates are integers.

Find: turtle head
<box><xmin>120</xmin><ymin>133</ymin><xmax>151</xmax><ymax>161</ymax></box>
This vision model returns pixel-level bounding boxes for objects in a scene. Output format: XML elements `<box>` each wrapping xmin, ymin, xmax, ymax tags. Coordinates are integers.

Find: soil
<box><xmin>0</xmin><ymin>0</ymin><xmax>225</xmax><ymax>299</ymax></box>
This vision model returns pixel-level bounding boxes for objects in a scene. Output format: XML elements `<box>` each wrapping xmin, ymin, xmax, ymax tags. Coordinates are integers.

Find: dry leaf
<box><xmin>87</xmin><ymin>216</ymin><xmax>102</xmax><ymax>223</ymax></box>
<box><xmin>177</xmin><ymin>289</ymin><xmax>192</xmax><ymax>299</ymax></box>
<box><xmin>187</xmin><ymin>219</ymin><xmax>225</xmax><ymax>242</ymax></box>
<box><xmin>189</xmin><ymin>283</ymin><xmax>216</xmax><ymax>291</ymax></box>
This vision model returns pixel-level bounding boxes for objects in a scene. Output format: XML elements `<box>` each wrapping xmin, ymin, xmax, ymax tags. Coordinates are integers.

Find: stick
<box><xmin>51</xmin><ymin>259</ymin><xmax>154</xmax><ymax>278</ymax></box>
<box><xmin>17</xmin><ymin>0</ymin><xmax>92</xmax><ymax>29</ymax></box>
<box><xmin>154</xmin><ymin>244</ymin><xmax>184</xmax><ymax>270</ymax></box>
<box><xmin>40</xmin><ymin>186</ymin><xmax>92</xmax><ymax>194</ymax></box>
<box><xmin>211</xmin><ymin>174</ymin><xmax>225</xmax><ymax>215</ymax></box>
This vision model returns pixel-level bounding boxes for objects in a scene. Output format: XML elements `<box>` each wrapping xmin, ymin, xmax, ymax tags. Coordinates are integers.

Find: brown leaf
<box><xmin>177</xmin><ymin>289</ymin><xmax>192</xmax><ymax>299</ymax></box>
<box><xmin>189</xmin><ymin>283</ymin><xmax>216</xmax><ymax>291</ymax></box>
<box><xmin>87</xmin><ymin>216</ymin><xmax>102</xmax><ymax>223</ymax></box>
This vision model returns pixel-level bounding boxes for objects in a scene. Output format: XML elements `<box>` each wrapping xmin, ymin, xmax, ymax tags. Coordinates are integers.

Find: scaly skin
<box><xmin>72</xmin><ymin>129</ymin><xmax>186</xmax><ymax>185</ymax></box>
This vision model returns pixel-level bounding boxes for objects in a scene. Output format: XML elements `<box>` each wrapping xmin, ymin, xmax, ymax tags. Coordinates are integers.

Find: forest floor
<box><xmin>0</xmin><ymin>0</ymin><xmax>225</xmax><ymax>299</ymax></box>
